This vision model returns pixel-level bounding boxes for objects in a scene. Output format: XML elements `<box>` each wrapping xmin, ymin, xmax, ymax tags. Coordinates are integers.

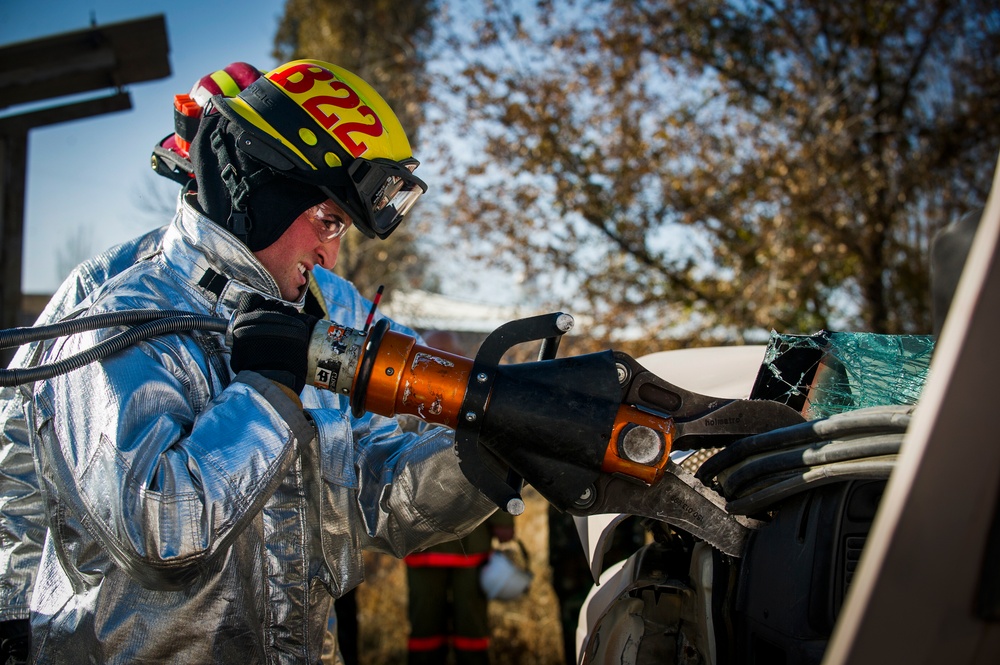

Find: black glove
<box><xmin>0</xmin><ymin>619</ymin><xmax>30</xmax><ymax>665</ymax></box>
<box><xmin>230</xmin><ymin>294</ymin><xmax>318</xmax><ymax>394</ymax></box>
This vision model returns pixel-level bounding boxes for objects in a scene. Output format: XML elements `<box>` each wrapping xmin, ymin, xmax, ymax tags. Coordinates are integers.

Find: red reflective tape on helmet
<box><xmin>407</xmin><ymin>635</ymin><xmax>447</xmax><ymax>652</ymax></box>
<box><xmin>209</xmin><ymin>69</ymin><xmax>241</xmax><ymax>98</ymax></box>
<box><xmin>224</xmin><ymin>62</ymin><xmax>263</xmax><ymax>89</ymax></box>
<box><xmin>403</xmin><ymin>552</ymin><xmax>490</xmax><ymax>568</ymax></box>
<box><xmin>452</xmin><ymin>636</ymin><xmax>490</xmax><ymax>652</ymax></box>
<box><xmin>190</xmin><ymin>63</ymin><xmax>263</xmax><ymax>107</ymax></box>
<box><xmin>189</xmin><ymin>74</ymin><xmax>223</xmax><ymax>107</ymax></box>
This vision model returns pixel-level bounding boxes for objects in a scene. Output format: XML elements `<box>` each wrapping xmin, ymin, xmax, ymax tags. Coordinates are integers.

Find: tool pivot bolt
<box><xmin>620</xmin><ymin>425</ymin><xmax>664</xmax><ymax>465</ymax></box>
<box><xmin>574</xmin><ymin>485</ymin><xmax>596</xmax><ymax>509</ymax></box>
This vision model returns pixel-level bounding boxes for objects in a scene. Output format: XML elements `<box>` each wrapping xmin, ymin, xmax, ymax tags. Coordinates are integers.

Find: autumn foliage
<box><xmin>426</xmin><ymin>0</ymin><xmax>1000</xmax><ymax>352</ymax></box>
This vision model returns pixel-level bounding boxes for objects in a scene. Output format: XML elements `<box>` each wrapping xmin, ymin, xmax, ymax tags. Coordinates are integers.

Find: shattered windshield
<box><xmin>751</xmin><ymin>331</ymin><xmax>936</xmax><ymax>419</ymax></box>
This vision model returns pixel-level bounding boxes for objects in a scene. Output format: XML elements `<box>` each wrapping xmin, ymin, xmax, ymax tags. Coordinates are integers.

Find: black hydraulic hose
<box><xmin>695</xmin><ymin>405</ymin><xmax>912</xmax><ymax>484</ymax></box>
<box><xmin>0</xmin><ymin>309</ymin><xmax>198</xmax><ymax>350</ymax></box>
<box><xmin>0</xmin><ymin>315</ymin><xmax>229</xmax><ymax>387</ymax></box>
<box><xmin>725</xmin><ymin>457</ymin><xmax>897</xmax><ymax>515</ymax></box>
<box><xmin>718</xmin><ymin>433</ymin><xmax>904</xmax><ymax>497</ymax></box>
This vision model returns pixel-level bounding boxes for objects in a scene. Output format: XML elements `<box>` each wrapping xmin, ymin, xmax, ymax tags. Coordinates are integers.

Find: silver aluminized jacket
<box><xmin>27</xmin><ymin>195</ymin><xmax>495</xmax><ymax>664</ymax></box>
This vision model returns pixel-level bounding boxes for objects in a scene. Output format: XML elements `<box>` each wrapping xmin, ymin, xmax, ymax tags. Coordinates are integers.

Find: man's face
<box><xmin>253</xmin><ymin>199</ymin><xmax>353</xmax><ymax>301</ymax></box>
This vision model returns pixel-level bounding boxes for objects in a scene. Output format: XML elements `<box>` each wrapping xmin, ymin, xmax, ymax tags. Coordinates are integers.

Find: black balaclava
<box><xmin>189</xmin><ymin>113</ymin><xmax>327</xmax><ymax>252</ymax></box>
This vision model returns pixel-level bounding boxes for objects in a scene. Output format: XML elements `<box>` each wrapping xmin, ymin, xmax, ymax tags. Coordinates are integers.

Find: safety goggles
<box><xmin>304</xmin><ymin>201</ymin><xmax>353</xmax><ymax>243</ymax></box>
<box><xmin>338</xmin><ymin>157</ymin><xmax>427</xmax><ymax>240</ymax></box>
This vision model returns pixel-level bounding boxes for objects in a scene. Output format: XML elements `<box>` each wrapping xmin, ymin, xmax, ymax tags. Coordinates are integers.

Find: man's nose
<box><xmin>315</xmin><ymin>237</ymin><xmax>342</xmax><ymax>269</ymax></box>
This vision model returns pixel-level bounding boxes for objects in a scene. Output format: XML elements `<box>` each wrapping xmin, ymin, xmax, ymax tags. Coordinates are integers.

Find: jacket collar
<box><xmin>162</xmin><ymin>192</ymin><xmax>307</xmax><ymax>316</ymax></box>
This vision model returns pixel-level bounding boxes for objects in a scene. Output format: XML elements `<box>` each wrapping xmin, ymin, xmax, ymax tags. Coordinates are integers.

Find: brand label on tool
<box><xmin>704</xmin><ymin>416</ymin><xmax>741</xmax><ymax>427</ymax></box>
<box><xmin>314</xmin><ymin>361</ymin><xmax>341</xmax><ymax>390</ymax></box>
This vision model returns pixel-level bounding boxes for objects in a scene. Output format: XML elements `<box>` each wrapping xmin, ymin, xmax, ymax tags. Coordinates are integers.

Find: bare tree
<box><xmin>131</xmin><ymin>170</ymin><xmax>183</xmax><ymax>229</ymax></box>
<box><xmin>54</xmin><ymin>226</ymin><xmax>93</xmax><ymax>285</ymax></box>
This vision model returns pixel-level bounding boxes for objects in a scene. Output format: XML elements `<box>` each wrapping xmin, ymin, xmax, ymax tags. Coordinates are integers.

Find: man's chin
<box><xmin>275</xmin><ymin>284</ymin><xmax>304</xmax><ymax>302</ymax></box>
<box><xmin>281</xmin><ymin>274</ymin><xmax>309</xmax><ymax>302</ymax></box>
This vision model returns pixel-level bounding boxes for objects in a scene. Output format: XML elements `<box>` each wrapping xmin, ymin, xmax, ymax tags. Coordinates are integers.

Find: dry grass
<box><xmin>355</xmin><ymin>485</ymin><xmax>566</xmax><ymax>665</ymax></box>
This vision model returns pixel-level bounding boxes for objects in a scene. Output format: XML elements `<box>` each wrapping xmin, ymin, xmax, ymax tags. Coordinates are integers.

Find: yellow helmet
<box><xmin>214</xmin><ymin>60</ymin><xmax>426</xmax><ymax>239</ymax></box>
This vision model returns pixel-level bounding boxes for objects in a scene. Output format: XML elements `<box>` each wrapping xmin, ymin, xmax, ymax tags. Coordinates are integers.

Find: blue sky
<box><xmin>1</xmin><ymin>0</ymin><xmax>287</xmax><ymax>293</ymax></box>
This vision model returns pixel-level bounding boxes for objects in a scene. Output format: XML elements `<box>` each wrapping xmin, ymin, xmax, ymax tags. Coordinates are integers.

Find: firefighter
<box><xmin>405</xmin><ymin>511</ymin><xmax>515</xmax><ymax>665</ymax></box>
<box><xmin>22</xmin><ymin>60</ymin><xmax>496</xmax><ymax>665</ymax></box>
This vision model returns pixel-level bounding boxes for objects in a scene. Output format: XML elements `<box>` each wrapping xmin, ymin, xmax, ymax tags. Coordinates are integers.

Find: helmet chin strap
<box><xmin>210</xmin><ymin>124</ymin><xmax>277</xmax><ymax>245</ymax></box>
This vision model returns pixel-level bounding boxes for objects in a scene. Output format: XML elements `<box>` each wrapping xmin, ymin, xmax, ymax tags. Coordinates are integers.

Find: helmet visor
<box><xmin>343</xmin><ymin>158</ymin><xmax>427</xmax><ymax>239</ymax></box>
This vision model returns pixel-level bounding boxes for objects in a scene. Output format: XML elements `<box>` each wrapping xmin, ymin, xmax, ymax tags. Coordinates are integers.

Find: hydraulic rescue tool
<box><xmin>0</xmin><ymin>309</ymin><xmax>806</xmax><ymax>557</ymax></box>
<box><xmin>304</xmin><ymin>311</ymin><xmax>806</xmax><ymax>556</ymax></box>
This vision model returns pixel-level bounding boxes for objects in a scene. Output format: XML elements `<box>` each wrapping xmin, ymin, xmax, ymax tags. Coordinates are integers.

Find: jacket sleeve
<box><xmin>32</xmin><ymin>330</ymin><xmax>314</xmax><ymax>590</ymax></box>
<box><xmin>0</xmin><ymin>381</ymin><xmax>46</xmax><ymax>621</ymax></box>
<box><xmin>308</xmin><ymin>403</ymin><xmax>495</xmax><ymax>561</ymax></box>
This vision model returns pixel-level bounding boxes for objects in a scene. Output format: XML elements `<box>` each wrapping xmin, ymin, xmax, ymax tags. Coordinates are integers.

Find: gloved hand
<box><xmin>230</xmin><ymin>293</ymin><xmax>318</xmax><ymax>394</ymax></box>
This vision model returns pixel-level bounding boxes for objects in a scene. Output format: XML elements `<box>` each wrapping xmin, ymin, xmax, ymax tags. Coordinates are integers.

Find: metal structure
<box><xmin>824</xmin><ymin>158</ymin><xmax>1000</xmax><ymax>664</ymax></box>
<box><xmin>0</xmin><ymin>15</ymin><xmax>170</xmax><ymax>365</ymax></box>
